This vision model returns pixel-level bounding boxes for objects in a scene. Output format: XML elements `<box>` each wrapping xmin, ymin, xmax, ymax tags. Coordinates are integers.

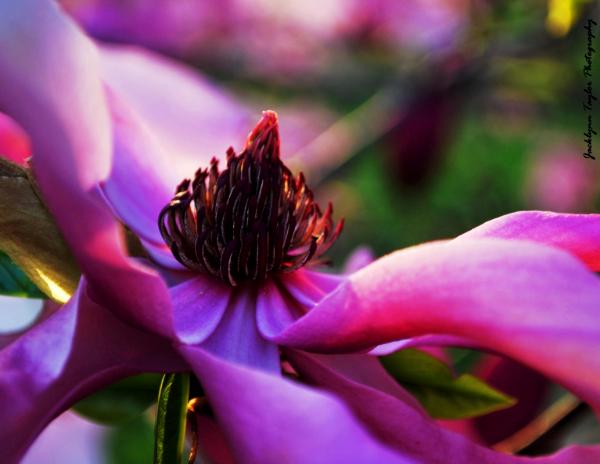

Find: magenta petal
<box><xmin>0</xmin><ymin>0</ymin><xmax>173</xmax><ymax>336</ymax></box>
<box><xmin>200</xmin><ymin>288</ymin><xmax>280</xmax><ymax>373</ymax></box>
<box><xmin>170</xmin><ymin>275</ymin><xmax>231</xmax><ymax>345</ymax></box>
<box><xmin>458</xmin><ymin>211</ymin><xmax>600</xmax><ymax>271</ymax></box>
<box><xmin>0</xmin><ymin>281</ymin><xmax>185</xmax><ymax>463</ymax></box>
<box><xmin>273</xmin><ymin>239</ymin><xmax>600</xmax><ymax>411</ymax></box>
<box><xmin>180</xmin><ymin>346</ymin><xmax>414</xmax><ymax>464</ymax></box>
<box><xmin>343</xmin><ymin>246</ymin><xmax>376</xmax><ymax>274</ymax></box>
<box><xmin>285</xmin><ymin>350</ymin><xmax>600</xmax><ymax>463</ymax></box>
<box><xmin>0</xmin><ymin>112</ymin><xmax>30</xmax><ymax>165</ymax></box>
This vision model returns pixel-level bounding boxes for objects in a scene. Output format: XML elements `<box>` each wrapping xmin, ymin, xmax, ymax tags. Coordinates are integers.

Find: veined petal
<box><xmin>0</xmin><ymin>280</ymin><xmax>185</xmax><ymax>463</ymax></box>
<box><xmin>272</xmin><ymin>239</ymin><xmax>600</xmax><ymax>412</ymax></box>
<box><xmin>180</xmin><ymin>346</ymin><xmax>415</xmax><ymax>464</ymax></box>
<box><xmin>458</xmin><ymin>211</ymin><xmax>600</xmax><ymax>271</ymax></box>
<box><xmin>286</xmin><ymin>350</ymin><xmax>600</xmax><ymax>463</ymax></box>
<box><xmin>0</xmin><ymin>0</ymin><xmax>173</xmax><ymax>336</ymax></box>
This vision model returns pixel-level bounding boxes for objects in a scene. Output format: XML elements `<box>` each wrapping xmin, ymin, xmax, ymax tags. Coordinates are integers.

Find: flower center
<box><xmin>158</xmin><ymin>111</ymin><xmax>343</xmax><ymax>286</ymax></box>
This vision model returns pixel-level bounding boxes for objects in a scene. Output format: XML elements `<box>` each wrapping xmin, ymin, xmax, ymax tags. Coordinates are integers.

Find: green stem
<box><xmin>153</xmin><ymin>373</ymin><xmax>190</xmax><ymax>464</ymax></box>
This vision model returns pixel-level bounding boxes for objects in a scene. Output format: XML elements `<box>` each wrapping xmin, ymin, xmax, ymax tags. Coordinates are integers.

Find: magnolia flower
<box><xmin>2</xmin><ymin>2</ymin><xmax>600</xmax><ymax>463</ymax></box>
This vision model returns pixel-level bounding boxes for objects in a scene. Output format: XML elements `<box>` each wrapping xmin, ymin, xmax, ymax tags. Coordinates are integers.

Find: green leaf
<box><xmin>73</xmin><ymin>374</ymin><xmax>162</xmax><ymax>425</ymax></box>
<box><xmin>0</xmin><ymin>251</ymin><xmax>45</xmax><ymax>298</ymax></box>
<box><xmin>154</xmin><ymin>373</ymin><xmax>190</xmax><ymax>464</ymax></box>
<box><xmin>0</xmin><ymin>158</ymin><xmax>80</xmax><ymax>303</ymax></box>
<box><xmin>381</xmin><ymin>349</ymin><xmax>516</xmax><ymax>419</ymax></box>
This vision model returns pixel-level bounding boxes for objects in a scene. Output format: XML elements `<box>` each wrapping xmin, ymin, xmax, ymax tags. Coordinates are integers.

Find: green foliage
<box><xmin>0</xmin><ymin>251</ymin><xmax>44</xmax><ymax>298</ymax></box>
<box><xmin>106</xmin><ymin>415</ymin><xmax>155</xmax><ymax>464</ymax></box>
<box><xmin>382</xmin><ymin>349</ymin><xmax>516</xmax><ymax>419</ymax></box>
<box><xmin>74</xmin><ymin>374</ymin><xmax>162</xmax><ymax>425</ymax></box>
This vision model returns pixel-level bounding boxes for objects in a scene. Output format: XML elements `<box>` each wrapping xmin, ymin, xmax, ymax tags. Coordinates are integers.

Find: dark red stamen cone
<box><xmin>159</xmin><ymin>111</ymin><xmax>343</xmax><ymax>286</ymax></box>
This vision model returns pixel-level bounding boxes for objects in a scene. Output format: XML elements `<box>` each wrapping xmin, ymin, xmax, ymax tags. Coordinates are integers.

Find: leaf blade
<box><xmin>382</xmin><ymin>349</ymin><xmax>516</xmax><ymax>419</ymax></box>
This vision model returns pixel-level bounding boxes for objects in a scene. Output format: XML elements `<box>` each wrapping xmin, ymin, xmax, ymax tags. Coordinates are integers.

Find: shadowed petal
<box><xmin>0</xmin><ymin>280</ymin><xmax>185</xmax><ymax>463</ymax></box>
<box><xmin>271</xmin><ymin>239</ymin><xmax>600</xmax><ymax>412</ymax></box>
<box><xmin>458</xmin><ymin>211</ymin><xmax>600</xmax><ymax>271</ymax></box>
<box><xmin>180</xmin><ymin>346</ymin><xmax>415</xmax><ymax>464</ymax></box>
<box><xmin>473</xmin><ymin>356</ymin><xmax>549</xmax><ymax>446</ymax></box>
<box><xmin>286</xmin><ymin>350</ymin><xmax>600</xmax><ymax>463</ymax></box>
<box><xmin>0</xmin><ymin>0</ymin><xmax>173</xmax><ymax>336</ymax></box>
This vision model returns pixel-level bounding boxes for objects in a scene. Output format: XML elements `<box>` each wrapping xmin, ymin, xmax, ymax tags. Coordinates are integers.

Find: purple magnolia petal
<box><xmin>101</xmin><ymin>87</ymin><xmax>174</xmax><ymax>245</ymax></box>
<box><xmin>201</xmin><ymin>287</ymin><xmax>280</xmax><ymax>373</ymax></box>
<box><xmin>343</xmin><ymin>246</ymin><xmax>376</xmax><ymax>274</ymax></box>
<box><xmin>473</xmin><ymin>356</ymin><xmax>550</xmax><ymax>446</ymax></box>
<box><xmin>180</xmin><ymin>346</ymin><xmax>415</xmax><ymax>464</ymax></box>
<box><xmin>256</xmin><ymin>269</ymin><xmax>342</xmax><ymax>339</ymax></box>
<box><xmin>0</xmin><ymin>0</ymin><xmax>173</xmax><ymax>336</ymax></box>
<box><xmin>98</xmin><ymin>44</ymin><xmax>251</xmax><ymax>181</ymax></box>
<box><xmin>458</xmin><ymin>211</ymin><xmax>600</xmax><ymax>271</ymax></box>
<box><xmin>170</xmin><ymin>275</ymin><xmax>231</xmax><ymax>345</ymax></box>
<box><xmin>285</xmin><ymin>350</ymin><xmax>600</xmax><ymax>463</ymax></box>
<box><xmin>0</xmin><ymin>280</ymin><xmax>185</xmax><ymax>463</ymax></box>
<box><xmin>271</xmin><ymin>238</ymin><xmax>600</xmax><ymax>412</ymax></box>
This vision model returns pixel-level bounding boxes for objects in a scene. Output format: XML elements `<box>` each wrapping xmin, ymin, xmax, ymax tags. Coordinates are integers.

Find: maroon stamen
<box><xmin>159</xmin><ymin>111</ymin><xmax>343</xmax><ymax>286</ymax></box>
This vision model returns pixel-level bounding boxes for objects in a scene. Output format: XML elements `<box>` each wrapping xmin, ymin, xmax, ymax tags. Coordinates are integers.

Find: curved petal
<box><xmin>272</xmin><ymin>239</ymin><xmax>600</xmax><ymax>412</ymax></box>
<box><xmin>170</xmin><ymin>275</ymin><xmax>231</xmax><ymax>345</ymax></box>
<box><xmin>179</xmin><ymin>346</ymin><xmax>414</xmax><ymax>464</ymax></box>
<box><xmin>101</xmin><ymin>87</ymin><xmax>174</xmax><ymax>245</ymax></box>
<box><xmin>201</xmin><ymin>287</ymin><xmax>280</xmax><ymax>373</ymax></box>
<box><xmin>0</xmin><ymin>0</ymin><xmax>173</xmax><ymax>336</ymax></box>
<box><xmin>343</xmin><ymin>246</ymin><xmax>375</xmax><ymax>274</ymax></box>
<box><xmin>0</xmin><ymin>280</ymin><xmax>185</xmax><ymax>463</ymax></box>
<box><xmin>0</xmin><ymin>297</ymin><xmax>57</xmax><ymax>349</ymax></box>
<box><xmin>285</xmin><ymin>350</ymin><xmax>600</xmax><ymax>463</ymax></box>
<box><xmin>256</xmin><ymin>269</ymin><xmax>343</xmax><ymax>339</ymax></box>
<box><xmin>458</xmin><ymin>211</ymin><xmax>600</xmax><ymax>271</ymax></box>
<box><xmin>98</xmin><ymin>44</ymin><xmax>251</xmax><ymax>184</ymax></box>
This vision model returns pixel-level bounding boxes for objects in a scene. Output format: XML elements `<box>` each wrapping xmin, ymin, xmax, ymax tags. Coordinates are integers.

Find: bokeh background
<box><xmin>2</xmin><ymin>0</ymin><xmax>600</xmax><ymax>462</ymax></box>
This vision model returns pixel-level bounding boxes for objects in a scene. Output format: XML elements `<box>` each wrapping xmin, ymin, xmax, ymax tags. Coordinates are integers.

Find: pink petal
<box><xmin>170</xmin><ymin>275</ymin><xmax>231</xmax><ymax>345</ymax></box>
<box><xmin>286</xmin><ymin>349</ymin><xmax>600</xmax><ymax>463</ymax></box>
<box><xmin>0</xmin><ymin>0</ymin><xmax>173</xmax><ymax>336</ymax></box>
<box><xmin>0</xmin><ymin>112</ymin><xmax>30</xmax><ymax>165</ymax></box>
<box><xmin>458</xmin><ymin>211</ymin><xmax>600</xmax><ymax>271</ymax></box>
<box><xmin>180</xmin><ymin>346</ymin><xmax>414</xmax><ymax>463</ymax></box>
<box><xmin>0</xmin><ymin>280</ymin><xmax>185</xmax><ymax>463</ymax></box>
<box><xmin>201</xmin><ymin>287</ymin><xmax>280</xmax><ymax>373</ymax></box>
<box><xmin>272</xmin><ymin>239</ymin><xmax>600</xmax><ymax>412</ymax></box>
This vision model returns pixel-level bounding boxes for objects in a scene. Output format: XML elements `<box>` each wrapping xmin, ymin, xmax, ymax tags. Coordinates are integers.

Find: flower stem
<box><xmin>153</xmin><ymin>373</ymin><xmax>190</xmax><ymax>464</ymax></box>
